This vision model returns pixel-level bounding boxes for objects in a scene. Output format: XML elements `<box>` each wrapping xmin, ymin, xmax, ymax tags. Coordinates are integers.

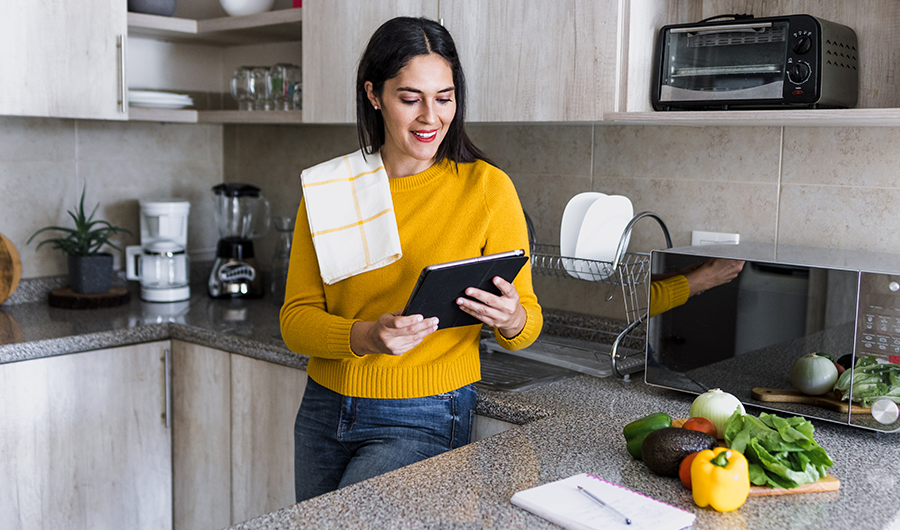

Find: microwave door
<box><xmin>659</xmin><ymin>21</ymin><xmax>789</xmax><ymax>103</ymax></box>
<box><xmin>646</xmin><ymin>253</ymin><xmax>858</xmax><ymax>427</ymax></box>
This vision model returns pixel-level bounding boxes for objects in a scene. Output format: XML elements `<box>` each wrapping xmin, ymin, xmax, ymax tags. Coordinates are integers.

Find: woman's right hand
<box><xmin>350</xmin><ymin>312</ymin><xmax>439</xmax><ymax>356</ymax></box>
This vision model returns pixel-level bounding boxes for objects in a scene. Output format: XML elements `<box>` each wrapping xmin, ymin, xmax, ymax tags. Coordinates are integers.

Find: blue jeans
<box><xmin>294</xmin><ymin>378</ymin><xmax>477</xmax><ymax>503</ymax></box>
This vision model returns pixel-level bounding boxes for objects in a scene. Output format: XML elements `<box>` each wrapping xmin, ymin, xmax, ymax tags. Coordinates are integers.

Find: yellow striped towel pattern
<box><xmin>300</xmin><ymin>149</ymin><xmax>402</xmax><ymax>285</ymax></box>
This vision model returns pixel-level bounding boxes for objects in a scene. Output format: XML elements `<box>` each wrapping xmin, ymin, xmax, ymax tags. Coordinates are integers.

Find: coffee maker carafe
<box><xmin>208</xmin><ymin>183</ymin><xmax>270</xmax><ymax>298</ymax></box>
<box><xmin>126</xmin><ymin>199</ymin><xmax>191</xmax><ymax>302</ymax></box>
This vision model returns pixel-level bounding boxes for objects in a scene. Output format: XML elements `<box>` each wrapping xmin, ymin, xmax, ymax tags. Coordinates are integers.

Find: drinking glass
<box><xmin>267</xmin><ymin>63</ymin><xmax>302</xmax><ymax>110</ymax></box>
<box><xmin>250</xmin><ymin>66</ymin><xmax>271</xmax><ymax>110</ymax></box>
<box><xmin>270</xmin><ymin>216</ymin><xmax>295</xmax><ymax>304</ymax></box>
<box><xmin>230</xmin><ymin>66</ymin><xmax>255</xmax><ymax>110</ymax></box>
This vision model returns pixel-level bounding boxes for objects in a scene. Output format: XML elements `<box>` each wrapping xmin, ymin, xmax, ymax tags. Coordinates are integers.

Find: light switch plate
<box><xmin>691</xmin><ymin>231</ymin><xmax>740</xmax><ymax>246</ymax></box>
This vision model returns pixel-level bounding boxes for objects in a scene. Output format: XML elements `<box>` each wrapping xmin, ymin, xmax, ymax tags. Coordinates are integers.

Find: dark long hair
<box><xmin>356</xmin><ymin>17</ymin><xmax>490</xmax><ymax>165</ymax></box>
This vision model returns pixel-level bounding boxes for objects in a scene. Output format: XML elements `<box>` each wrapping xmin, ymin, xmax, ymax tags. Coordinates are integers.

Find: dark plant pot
<box><xmin>68</xmin><ymin>253</ymin><xmax>114</xmax><ymax>294</ymax></box>
<box><xmin>128</xmin><ymin>0</ymin><xmax>177</xmax><ymax>16</ymax></box>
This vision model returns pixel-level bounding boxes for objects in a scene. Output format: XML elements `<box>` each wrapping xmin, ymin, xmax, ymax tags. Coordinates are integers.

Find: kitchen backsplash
<box><xmin>3</xmin><ymin>115</ymin><xmax>900</xmax><ymax>317</ymax></box>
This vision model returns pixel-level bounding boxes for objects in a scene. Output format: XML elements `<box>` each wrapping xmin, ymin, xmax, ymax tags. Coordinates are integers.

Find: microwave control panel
<box><xmin>856</xmin><ymin>272</ymin><xmax>900</xmax><ymax>363</ymax></box>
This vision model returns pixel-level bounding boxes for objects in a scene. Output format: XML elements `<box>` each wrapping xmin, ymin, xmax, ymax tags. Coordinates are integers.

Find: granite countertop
<box><xmin>2</xmin><ymin>281</ymin><xmax>900</xmax><ymax>530</ymax></box>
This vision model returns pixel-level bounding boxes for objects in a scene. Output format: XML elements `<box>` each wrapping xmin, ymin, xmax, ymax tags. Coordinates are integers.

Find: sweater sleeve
<box><xmin>279</xmin><ymin>199</ymin><xmax>360</xmax><ymax>361</ymax></box>
<box><xmin>648</xmin><ymin>275</ymin><xmax>690</xmax><ymax>318</ymax></box>
<box><xmin>480</xmin><ymin>167</ymin><xmax>543</xmax><ymax>350</ymax></box>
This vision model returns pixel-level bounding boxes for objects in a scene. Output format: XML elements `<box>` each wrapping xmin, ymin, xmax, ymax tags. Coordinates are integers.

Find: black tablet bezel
<box><xmin>401</xmin><ymin>250</ymin><xmax>529</xmax><ymax>329</ymax></box>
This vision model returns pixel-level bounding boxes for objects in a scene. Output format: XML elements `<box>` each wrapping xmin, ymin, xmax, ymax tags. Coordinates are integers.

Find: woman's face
<box><xmin>366</xmin><ymin>53</ymin><xmax>456</xmax><ymax>178</ymax></box>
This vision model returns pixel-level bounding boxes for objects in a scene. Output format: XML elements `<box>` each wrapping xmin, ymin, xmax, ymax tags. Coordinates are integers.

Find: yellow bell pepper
<box><xmin>690</xmin><ymin>447</ymin><xmax>750</xmax><ymax>512</ymax></box>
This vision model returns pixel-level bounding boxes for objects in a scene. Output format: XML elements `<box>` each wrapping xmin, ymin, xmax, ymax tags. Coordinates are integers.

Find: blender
<box><xmin>125</xmin><ymin>199</ymin><xmax>191</xmax><ymax>302</ymax></box>
<box><xmin>208</xmin><ymin>183</ymin><xmax>270</xmax><ymax>298</ymax></box>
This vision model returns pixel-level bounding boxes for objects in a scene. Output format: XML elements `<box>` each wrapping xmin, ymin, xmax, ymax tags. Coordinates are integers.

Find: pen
<box><xmin>577</xmin><ymin>485</ymin><xmax>632</xmax><ymax>525</ymax></box>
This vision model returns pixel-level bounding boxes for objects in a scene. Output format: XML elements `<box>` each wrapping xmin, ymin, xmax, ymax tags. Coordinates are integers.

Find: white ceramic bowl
<box><xmin>220</xmin><ymin>0</ymin><xmax>275</xmax><ymax>16</ymax></box>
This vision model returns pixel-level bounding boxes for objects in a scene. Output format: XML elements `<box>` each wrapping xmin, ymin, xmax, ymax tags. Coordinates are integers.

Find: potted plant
<box><xmin>27</xmin><ymin>187</ymin><xmax>131</xmax><ymax>294</ymax></box>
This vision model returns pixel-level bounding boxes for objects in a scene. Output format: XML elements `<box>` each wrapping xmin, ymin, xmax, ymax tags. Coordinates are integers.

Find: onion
<box><xmin>689</xmin><ymin>388</ymin><xmax>745</xmax><ymax>439</ymax></box>
<box><xmin>790</xmin><ymin>352</ymin><xmax>839</xmax><ymax>396</ymax></box>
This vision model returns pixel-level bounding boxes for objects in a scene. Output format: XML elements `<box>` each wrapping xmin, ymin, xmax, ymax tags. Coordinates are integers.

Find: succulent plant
<box><xmin>27</xmin><ymin>186</ymin><xmax>131</xmax><ymax>256</ymax></box>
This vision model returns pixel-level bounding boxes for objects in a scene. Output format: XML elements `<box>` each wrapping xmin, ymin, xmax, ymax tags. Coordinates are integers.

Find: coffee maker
<box><xmin>125</xmin><ymin>199</ymin><xmax>191</xmax><ymax>302</ymax></box>
<box><xmin>208</xmin><ymin>183</ymin><xmax>270</xmax><ymax>298</ymax></box>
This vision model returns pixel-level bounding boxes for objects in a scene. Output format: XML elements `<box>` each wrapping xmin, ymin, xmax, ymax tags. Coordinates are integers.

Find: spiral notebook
<box><xmin>511</xmin><ymin>473</ymin><xmax>695</xmax><ymax>530</ymax></box>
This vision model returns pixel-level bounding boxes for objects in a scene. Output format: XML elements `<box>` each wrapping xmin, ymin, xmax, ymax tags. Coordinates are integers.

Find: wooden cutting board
<box><xmin>0</xmin><ymin>233</ymin><xmax>22</xmax><ymax>305</ymax></box>
<box><xmin>748</xmin><ymin>474</ymin><xmax>840</xmax><ymax>497</ymax></box>
<box><xmin>751</xmin><ymin>387</ymin><xmax>870</xmax><ymax>414</ymax></box>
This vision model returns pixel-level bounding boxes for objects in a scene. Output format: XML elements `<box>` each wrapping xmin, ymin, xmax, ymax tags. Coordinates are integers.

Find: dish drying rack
<box><xmin>527</xmin><ymin>211</ymin><xmax>671</xmax><ymax>379</ymax></box>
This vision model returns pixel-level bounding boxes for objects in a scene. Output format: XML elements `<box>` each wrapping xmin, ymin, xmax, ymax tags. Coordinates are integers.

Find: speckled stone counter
<box><xmin>2</xmin><ymin>281</ymin><xmax>899</xmax><ymax>530</ymax></box>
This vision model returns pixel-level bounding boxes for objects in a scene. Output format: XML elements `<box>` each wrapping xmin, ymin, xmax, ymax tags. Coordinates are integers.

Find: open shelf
<box><xmin>128</xmin><ymin>107</ymin><xmax>303</xmax><ymax>124</ymax></box>
<box><xmin>127</xmin><ymin>8</ymin><xmax>302</xmax><ymax>46</ymax></box>
<box><xmin>604</xmin><ymin>108</ymin><xmax>900</xmax><ymax>128</ymax></box>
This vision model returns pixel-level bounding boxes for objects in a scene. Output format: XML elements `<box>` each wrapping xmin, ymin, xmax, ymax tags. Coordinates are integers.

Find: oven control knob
<box><xmin>793</xmin><ymin>35</ymin><xmax>812</xmax><ymax>54</ymax></box>
<box><xmin>787</xmin><ymin>61</ymin><xmax>811</xmax><ymax>84</ymax></box>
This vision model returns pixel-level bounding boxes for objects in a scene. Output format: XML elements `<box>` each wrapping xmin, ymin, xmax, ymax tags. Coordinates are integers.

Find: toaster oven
<box><xmin>652</xmin><ymin>15</ymin><xmax>859</xmax><ymax>110</ymax></box>
<box><xmin>646</xmin><ymin>243</ymin><xmax>900</xmax><ymax>433</ymax></box>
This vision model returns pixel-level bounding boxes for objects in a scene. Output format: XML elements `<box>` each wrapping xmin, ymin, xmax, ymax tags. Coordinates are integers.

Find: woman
<box><xmin>281</xmin><ymin>17</ymin><xmax>542</xmax><ymax>503</ymax></box>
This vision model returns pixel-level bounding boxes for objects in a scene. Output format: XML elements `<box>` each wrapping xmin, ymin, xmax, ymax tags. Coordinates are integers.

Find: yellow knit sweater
<box><xmin>280</xmin><ymin>158</ymin><xmax>543</xmax><ymax>399</ymax></box>
<box><xmin>648</xmin><ymin>275</ymin><xmax>690</xmax><ymax>318</ymax></box>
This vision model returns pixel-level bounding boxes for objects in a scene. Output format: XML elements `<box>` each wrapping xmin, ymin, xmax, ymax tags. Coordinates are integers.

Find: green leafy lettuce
<box><xmin>833</xmin><ymin>355</ymin><xmax>900</xmax><ymax>408</ymax></box>
<box><xmin>724</xmin><ymin>409</ymin><xmax>833</xmax><ymax>489</ymax></box>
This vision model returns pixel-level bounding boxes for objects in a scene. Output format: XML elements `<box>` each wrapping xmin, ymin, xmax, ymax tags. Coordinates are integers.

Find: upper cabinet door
<box><xmin>0</xmin><ymin>0</ymin><xmax>127</xmax><ymax>120</ymax></box>
<box><xmin>302</xmin><ymin>0</ymin><xmax>440</xmax><ymax>123</ymax></box>
<box><xmin>441</xmin><ymin>0</ymin><xmax>619</xmax><ymax>122</ymax></box>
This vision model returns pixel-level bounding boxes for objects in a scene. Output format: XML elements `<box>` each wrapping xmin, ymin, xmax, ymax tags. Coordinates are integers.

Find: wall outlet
<box><xmin>691</xmin><ymin>231</ymin><xmax>740</xmax><ymax>246</ymax></box>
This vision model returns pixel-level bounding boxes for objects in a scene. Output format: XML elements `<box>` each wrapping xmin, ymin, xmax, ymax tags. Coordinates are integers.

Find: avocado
<box><xmin>641</xmin><ymin>427</ymin><xmax>718</xmax><ymax>477</ymax></box>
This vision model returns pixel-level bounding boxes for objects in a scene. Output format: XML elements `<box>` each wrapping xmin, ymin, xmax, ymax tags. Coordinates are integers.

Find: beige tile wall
<box><xmin>5</xmin><ymin>116</ymin><xmax>900</xmax><ymax>320</ymax></box>
<box><xmin>0</xmin><ymin>116</ymin><xmax>222</xmax><ymax>278</ymax></box>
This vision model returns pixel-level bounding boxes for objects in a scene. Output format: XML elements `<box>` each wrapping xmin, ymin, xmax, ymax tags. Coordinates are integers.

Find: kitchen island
<box><xmin>1</xmin><ymin>280</ymin><xmax>899</xmax><ymax>530</ymax></box>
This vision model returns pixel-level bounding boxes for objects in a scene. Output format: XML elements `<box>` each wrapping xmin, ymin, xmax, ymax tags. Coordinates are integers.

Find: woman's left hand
<box><xmin>456</xmin><ymin>276</ymin><xmax>526</xmax><ymax>339</ymax></box>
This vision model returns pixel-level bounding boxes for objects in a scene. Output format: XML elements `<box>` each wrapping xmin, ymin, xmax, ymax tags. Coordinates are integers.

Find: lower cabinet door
<box><xmin>171</xmin><ymin>341</ymin><xmax>307</xmax><ymax>529</ymax></box>
<box><xmin>0</xmin><ymin>342</ymin><xmax>173</xmax><ymax>530</ymax></box>
<box><xmin>231</xmin><ymin>353</ymin><xmax>308</xmax><ymax>525</ymax></box>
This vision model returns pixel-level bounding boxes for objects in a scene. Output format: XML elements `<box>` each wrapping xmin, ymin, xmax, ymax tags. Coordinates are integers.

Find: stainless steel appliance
<box><xmin>652</xmin><ymin>14</ymin><xmax>858</xmax><ymax>110</ymax></box>
<box><xmin>125</xmin><ymin>199</ymin><xmax>191</xmax><ymax>302</ymax></box>
<box><xmin>646</xmin><ymin>243</ymin><xmax>900</xmax><ymax>433</ymax></box>
<box><xmin>208</xmin><ymin>183</ymin><xmax>270</xmax><ymax>298</ymax></box>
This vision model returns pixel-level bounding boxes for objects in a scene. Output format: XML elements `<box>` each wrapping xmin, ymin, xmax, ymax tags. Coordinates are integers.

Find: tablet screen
<box><xmin>402</xmin><ymin>250</ymin><xmax>529</xmax><ymax>329</ymax></box>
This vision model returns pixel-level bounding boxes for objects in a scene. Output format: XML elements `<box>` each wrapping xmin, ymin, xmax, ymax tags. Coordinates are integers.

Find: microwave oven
<box><xmin>646</xmin><ymin>243</ymin><xmax>900</xmax><ymax>433</ymax></box>
<box><xmin>652</xmin><ymin>14</ymin><xmax>859</xmax><ymax>110</ymax></box>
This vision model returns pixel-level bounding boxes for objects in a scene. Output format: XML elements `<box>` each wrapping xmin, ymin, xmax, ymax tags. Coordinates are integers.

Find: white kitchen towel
<box><xmin>300</xmin><ymin>149</ymin><xmax>402</xmax><ymax>285</ymax></box>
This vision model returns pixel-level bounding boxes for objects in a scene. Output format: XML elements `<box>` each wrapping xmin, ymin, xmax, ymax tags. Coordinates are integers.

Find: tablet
<box><xmin>402</xmin><ymin>249</ymin><xmax>529</xmax><ymax>329</ymax></box>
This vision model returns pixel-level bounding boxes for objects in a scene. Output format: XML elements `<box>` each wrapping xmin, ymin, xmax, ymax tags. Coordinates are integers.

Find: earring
<box><xmin>373</xmin><ymin>105</ymin><xmax>379</xmax><ymax>110</ymax></box>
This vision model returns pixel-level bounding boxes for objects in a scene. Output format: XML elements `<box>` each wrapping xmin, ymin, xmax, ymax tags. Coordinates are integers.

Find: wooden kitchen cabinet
<box><xmin>171</xmin><ymin>340</ymin><xmax>232</xmax><ymax>530</ymax></box>
<box><xmin>231</xmin><ymin>352</ymin><xmax>308</xmax><ymax>524</ymax></box>
<box><xmin>0</xmin><ymin>342</ymin><xmax>173</xmax><ymax>530</ymax></box>
<box><xmin>441</xmin><ymin>0</ymin><xmax>619</xmax><ymax>122</ymax></box>
<box><xmin>0</xmin><ymin>0</ymin><xmax>127</xmax><ymax>120</ymax></box>
<box><xmin>301</xmin><ymin>0</ymin><xmax>440</xmax><ymax>123</ymax></box>
<box><xmin>170</xmin><ymin>341</ymin><xmax>307</xmax><ymax>529</ymax></box>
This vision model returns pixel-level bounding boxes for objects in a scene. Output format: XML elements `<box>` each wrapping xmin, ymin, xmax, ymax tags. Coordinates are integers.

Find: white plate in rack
<box><xmin>560</xmin><ymin>192</ymin><xmax>605</xmax><ymax>279</ymax></box>
<box><xmin>574</xmin><ymin>194</ymin><xmax>633</xmax><ymax>280</ymax></box>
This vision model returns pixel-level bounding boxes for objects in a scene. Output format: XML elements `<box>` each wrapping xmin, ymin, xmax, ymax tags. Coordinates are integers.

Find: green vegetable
<box><xmin>623</xmin><ymin>412</ymin><xmax>672</xmax><ymax>460</ymax></box>
<box><xmin>723</xmin><ymin>409</ymin><xmax>833</xmax><ymax>489</ymax></box>
<box><xmin>833</xmin><ymin>355</ymin><xmax>900</xmax><ymax>407</ymax></box>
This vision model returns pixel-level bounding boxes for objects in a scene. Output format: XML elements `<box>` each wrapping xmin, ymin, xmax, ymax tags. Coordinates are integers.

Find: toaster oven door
<box><xmin>658</xmin><ymin>20</ymin><xmax>789</xmax><ymax>105</ymax></box>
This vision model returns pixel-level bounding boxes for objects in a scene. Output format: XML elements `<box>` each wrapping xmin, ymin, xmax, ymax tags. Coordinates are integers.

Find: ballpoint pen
<box><xmin>577</xmin><ymin>485</ymin><xmax>632</xmax><ymax>525</ymax></box>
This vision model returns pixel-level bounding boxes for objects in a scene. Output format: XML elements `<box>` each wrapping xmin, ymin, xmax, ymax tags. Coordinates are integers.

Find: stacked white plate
<box><xmin>129</xmin><ymin>90</ymin><xmax>194</xmax><ymax>109</ymax></box>
<box><xmin>560</xmin><ymin>192</ymin><xmax>634</xmax><ymax>281</ymax></box>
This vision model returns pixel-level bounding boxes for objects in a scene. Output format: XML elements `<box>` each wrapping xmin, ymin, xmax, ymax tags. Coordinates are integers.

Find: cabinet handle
<box><xmin>163</xmin><ymin>348</ymin><xmax>172</xmax><ymax>429</ymax></box>
<box><xmin>117</xmin><ymin>35</ymin><xmax>127</xmax><ymax>113</ymax></box>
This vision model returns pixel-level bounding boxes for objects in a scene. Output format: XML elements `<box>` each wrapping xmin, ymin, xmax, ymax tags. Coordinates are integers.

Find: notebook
<box><xmin>511</xmin><ymin>473</ymin><xmax>696</xmax><ymax>530</ymax></box>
